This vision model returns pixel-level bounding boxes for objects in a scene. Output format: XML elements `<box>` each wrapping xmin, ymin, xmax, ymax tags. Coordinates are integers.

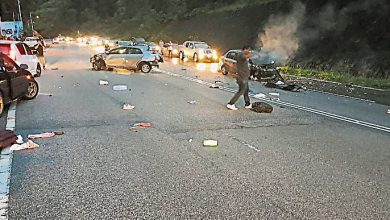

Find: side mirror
<box><xmin>20</xmin><ymin>64</ymin><xmax>29</xmax><ymax>70</ymax></box>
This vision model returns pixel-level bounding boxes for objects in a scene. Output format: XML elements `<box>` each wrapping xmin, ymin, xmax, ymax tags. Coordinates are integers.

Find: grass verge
<box><xmin>281</xmin><ymin>66</ymin><xmax>390</xmax><ymax>89</ymax></box>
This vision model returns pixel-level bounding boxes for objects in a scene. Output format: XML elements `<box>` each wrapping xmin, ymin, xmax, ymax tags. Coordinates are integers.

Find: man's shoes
<box><xmin>227</xmin><ymin>104</ymin><xmax>238</xmax><ymax>110</ymax></box>
<box><xmin>245</xmin><ymin>104</ymin><xmax>252</xmax><ymax>109</ymax></box>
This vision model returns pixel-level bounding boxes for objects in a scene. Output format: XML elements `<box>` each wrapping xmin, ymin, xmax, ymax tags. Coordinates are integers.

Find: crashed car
<box><xmin>219</xmin><ymin>49</ymin><xmax>283</xmax><ymax>82</ymax></box>
<box><xmin>90</xmin><ymin>46</ymin><xmax>162</xmax><ymax>73</ymax></box>
<box><xmin>0</xmin><ymin>53</ymin><xmax>39</xmax><ymax>115</ymax></box>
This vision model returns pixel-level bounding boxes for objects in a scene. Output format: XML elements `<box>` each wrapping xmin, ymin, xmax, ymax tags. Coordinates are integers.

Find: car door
<box><xmin>224</xmin><ymin>51</ymin><xmax>238</xmax><ymax>73</ymax></box>
<box><xmin>1</xmin><ymin>55</ymin><xmax>28</xmax><ymax>99</ymax></box>
<box><xmin>106</xmin><ymin>47</ymin><xmax>126</xmax><ymax>67</ymax></box>
<box><xmin>124</xmin><ymin>48</ymin><xmax>144</xmax><ymax>69</ymax></box>
<box><xmin>0</xmin><ymin>59</ymin><xmax>12</xmax><ymax>103</ymax></box>
<box><xmin>15</xmin><ymin>43</ymin><xmax>36</xmax><ymax>73</ymax></box>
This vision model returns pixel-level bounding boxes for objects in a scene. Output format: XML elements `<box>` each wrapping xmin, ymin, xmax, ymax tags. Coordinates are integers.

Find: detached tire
<box><xmin>139</xmin><ymin>62</ymin><xmax>152</xmax><ymax>73</ymax></box>
<box><xmin>24</xmin><ymin>80</ymin><xmax>39</xmax><ymax>100</ymax></box>
<box><xmin>221</xmin><ymin>65</ymin><xmax>228</xmax><ymax>75</ymax></box>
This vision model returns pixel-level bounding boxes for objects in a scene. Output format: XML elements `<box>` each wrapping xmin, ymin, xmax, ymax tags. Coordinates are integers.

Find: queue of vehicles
<box><xmin>86</xmin><ymin>35</ymin><xmax>282</xmax><ymax>82</ymax></box>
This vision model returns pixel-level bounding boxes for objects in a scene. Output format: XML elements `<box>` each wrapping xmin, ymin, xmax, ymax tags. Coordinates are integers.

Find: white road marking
<box><xmin>227</xmin><ymin>135</ymin><xmax>260</xmax><ymax>152</ymax></box>
<box><xmin>156</xmin><ymin>69</ymin><xmax>390</xmax><ymax>133</ymax></box>
<box><xmin>306</xmin><ymin>88</ymin><xmax>375</xmax><ymax>103</ymax></box>
<box><xmin>0</xmin><ymin>102</ymin><xmax>17</xmax><ymax>220</ymax></box>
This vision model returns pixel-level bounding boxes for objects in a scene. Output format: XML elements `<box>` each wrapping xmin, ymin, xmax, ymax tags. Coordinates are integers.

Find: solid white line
<box><xmin>0</xmin><ymin>101</ymin><xmax>17</xmax><ymax>220</ymax></box>
<box><xmin>307</xmin><ymin>88</ymin><xmax>375</xmax><ymax>103</ymax></box>
<box><xmin>156</xmin><ymin>69</ymin><xmax>390</xmax><ymax>133</ymax></box>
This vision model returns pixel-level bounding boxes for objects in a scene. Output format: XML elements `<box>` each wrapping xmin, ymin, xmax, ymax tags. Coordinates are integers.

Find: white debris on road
<box><xmin>113</xmin><ymin>85</ymin><xmax>128</xmax><ymax>91</ymax></box>
<box><xmin>10</xmin><ymin>140</ymin><xmax>39</xmax><ymax>151</ymax></box>
<box><xmin>99</xmin><ymin>80</ymin><xmax>109</xmax><ymax>85</ymax></box>
<box><xmin>123</xmin><ymin>104</ymin><xmax>135</xmax><ymax>110</ymax></box>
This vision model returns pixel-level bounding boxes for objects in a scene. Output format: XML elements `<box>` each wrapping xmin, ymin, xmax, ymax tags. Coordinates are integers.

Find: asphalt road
<box><xmin>3</xmin><ymin>44</ymin><xmax>390</xmax><ymax>219</ymax></box>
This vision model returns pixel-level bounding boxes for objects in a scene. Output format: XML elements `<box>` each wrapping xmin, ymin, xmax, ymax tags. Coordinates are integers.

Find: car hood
<box><xmin>250</xmin><ymin>50</ymin><xmax>280</xmax><ymax>66</ymax></box>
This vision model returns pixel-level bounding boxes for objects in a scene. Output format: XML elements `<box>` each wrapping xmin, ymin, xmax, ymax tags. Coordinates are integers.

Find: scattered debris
<box><xmin>61</xmin><ymin>75</ymin><xmax>64</xmax><ymax>78</ymax></box>
<box><xmin>187</xmin><ymin>100</ymin><xmax>198</xmax><ymax>105</ymax></box>
<box><xmin>253</xmin><ymin>93</ymin><xmax>267</xmax><ymax>99</ymax></box>
<box><xmin>58</xmin><ymin>86</ymin><xmax>62</xmax><ymax>89</ymax></box>
<box><xmin>99</xmin><ymin>80</ymin><xmax>109</xmax><ymax>86</ymax></box>
<box><xmin>269</xmin><ymin>92</ymin><xmax>280</xmax><ymax>100</ymax></box>
<box><xmin>39</xmin><ymin>93</ymin><xmax>53</xmax><ymax>97</ymax></box>
<box><xmin>188</xmin><ymin>139</ymin><xmax>193</xmax><ymax>143</ymax></box>
<box><xmin>113</xmin><ymin>85</ymin><xmax>128</xmax><ymax>91</ymax></box>
<box><xmin>251</xmin><ymin>102</ymin><xmax>273</xmax><ymax>113</ymax></box>
<box><xmin>130</xmin><ymin>123</ymin><xmax>152</xmax><ymax>129</ymax></box>
<box><xmin>28</xmin><ymin>132</ymin><xmax>56</xmax><ymax>140</ymax></box>
<box><xmin>51</xmin><ymin>67</ymin><xmax>59</xmax><ymax>70</ymax></box>
<box><xmin>10</xmin><ymin>140</ymin><xmax>39</xmax><ymax>151</ymax></box>
<box><xmin>215</xmin><ymin>80</ymin><xmax>223</xmax><ymax>84</ymax></box>
<box><xmin>387</xmin><ymin>109</ymin><xmax>390</xmax><ymax>114</ymax></box>
<box><xmin>53</xmin><ymin>131</ymin><xmax>65</xmax><ymax>135</ymax></box>
<box><xmin>210</xmin><ymin>84</ymin><xmax>219</xmax><ymax>89</ymax></box>
<box><xmin>181</xmin><ymin>68</ymin><xmax>187</xmax><ymax>71</ymax></box>
<box><xmin>203</xmin><ymin>140</ymin><xmax>218</xmax><ymax>147</ymax></box>
<box><xmin>0</xmin><ymin>130</ymin><xmax>18</xmax><ymax>149</ymax></box>
<box><xmin>123</xmin><ymin>104</ymin><xmax>135</xmax><ymax>110</ymax></box>
<box><xmin>265</xmin><ymin>82</ymin><xmax>304</xmax><ymax>92</ymax></box>
<box><xmin>16</xmin><ymin>135</ymin><xmax>24</xmax><ymax>144</ymax></box>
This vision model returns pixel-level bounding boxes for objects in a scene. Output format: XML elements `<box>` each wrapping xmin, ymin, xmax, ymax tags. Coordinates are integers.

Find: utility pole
<box><xmin>30</xmin><ymin>12</ymin><xmax>34</xmax><ymax>32</ymax></box>
<box><xmin>17</xmin><ymin>0</ymin><xmax>23</xmax><ymax>21</ymax></box>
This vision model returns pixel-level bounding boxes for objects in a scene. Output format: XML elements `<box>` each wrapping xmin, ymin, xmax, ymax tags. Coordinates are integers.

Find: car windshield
<box><xmin>194</xmin><ymin>43</ymin><xmax>210</xmax><ymax>49</ymax></box>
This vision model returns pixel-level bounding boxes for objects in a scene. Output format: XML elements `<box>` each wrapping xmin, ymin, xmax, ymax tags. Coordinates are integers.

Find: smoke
<box><xmin>257</xmin><ymin>2</ymin><xmax>306</xmax><ymax>64</ymax></box>
<box><xmin>257</xmin><ymin>0</ymin><xmax>386</xmax><ymax>65</ymax></box>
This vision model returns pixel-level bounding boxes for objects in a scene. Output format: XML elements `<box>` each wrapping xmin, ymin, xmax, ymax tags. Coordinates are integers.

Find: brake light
<box><xmin>10</xmin><ymin>49</ymin><xmax>17</xmax><ymax>61</ymax></box>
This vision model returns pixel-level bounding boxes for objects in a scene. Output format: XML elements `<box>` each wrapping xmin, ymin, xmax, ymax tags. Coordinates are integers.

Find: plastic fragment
<box><xmin>123</xmin><ymin>104</ymin><xmax>135</xmax><ymax>110</ymax></box>
<box><xmin>99</xmin><ymin>80</ymin><xmax>109</xmax><ymax>85</ymax></box>
<box><xmin>113</xmin><ymin>85</ymin><xmax>128</xmax><ymax>91</ymax></box>
<box><xmin>203</xmin><ymin>140</ymin><xmax>218</xmax><ymax>147</ymax></box>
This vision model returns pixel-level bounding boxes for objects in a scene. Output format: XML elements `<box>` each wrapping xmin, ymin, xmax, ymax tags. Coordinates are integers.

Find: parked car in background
<box><xmin>130</xmin><ymin>37</ymin><xmax>146</xmax><ymax>46</ymax></box>
<box><xmin>0</xmin><ymin>53</ymin><xmax>39</xmax><ymax>115</ymax></box>
<box><xmin>0</xmin><ymin>40</ymin><xmax>43</xmax><ymax>77</ymax></box>
<box><xmin>219</xmin><ymin>49</ymin><xmax>283</xmax><ymax>82</ymax></box>
<box><xmin>115</xmin><ymin>41</ymin><xmax>132</xmax><ymax>47</ymax></box>
<box><xmin>161</xmin><ymin>43</ymin><xmax>180</xmax><ymax>57</ymax></box>
<box><xmin>146</xmin><ymin>42</ymin><xmax>160</xmax><ymax>54</ymax></box>
<box><xmin>179</xmin><ymin>41</ymin><xmax>218</xmax><ymax>62</ymax></box>
<box><xmin>90</xmin><ymin>46</ymin><xmax>161</xmax><ymax>73</ymax></box>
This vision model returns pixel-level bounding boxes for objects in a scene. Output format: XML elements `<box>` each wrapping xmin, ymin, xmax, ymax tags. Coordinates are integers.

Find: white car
<box><xmin>24</xmin><ymin>37</ymin><xmax>39</xmax><ymax>48</ymax></box>
<box><xmin>0</xmin><ymin>40</ymin><xmax>43</xmax><ymax>77</ymax></box>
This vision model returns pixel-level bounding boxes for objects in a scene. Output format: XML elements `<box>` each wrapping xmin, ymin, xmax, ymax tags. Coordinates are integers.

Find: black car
<box><xmin>219</xmin><ymin>49</ymin><xmax>284</xmax><ymax>82</ymax></box>
<box><xmin>0</xmin><ymin>53</ymin><xmax>39</xmax><ymax>115</ymax></box>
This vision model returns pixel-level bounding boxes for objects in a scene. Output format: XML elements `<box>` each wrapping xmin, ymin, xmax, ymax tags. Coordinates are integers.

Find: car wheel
<box><xmin>193</xmin><ymin>53</ymin><xmax>199</xmax><ymax>62</ymax></box>
<box><xmin>24</xmin><ymin>80</ymin><xmax>39</xmax><ymax>100</ymax></box>
<box><xmin>221</xmin><ymin>65</ymin><xmax>228</xmax><ymax>75</ymax></box>
<box><xmin>0</xmin><ymin>92</ymin><xmax>4</xmax><ymax>116</ymax></box>
<box><xmin>139</xmin><ymin>62</ymin><xmax>152</xmax><ymax>73</ymax></box>
<box><xmin>36</xmin><ymin>64</ymin><xmax>42</xmax><ymax>77</ymax></box>
<box><xmin>93</xmin><ymin>62</ymin><xmax>101</xmax><ymax>71</ymax></box>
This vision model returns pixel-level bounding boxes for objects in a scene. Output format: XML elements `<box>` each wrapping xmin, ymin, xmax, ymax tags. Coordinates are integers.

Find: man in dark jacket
<box><xmin>227</xmin><ymin>45</ymin><xmax>258</xmax><ymax>110</ymax></box>
<box><xmin>35</xmin><ymin>39</ymin><xmax>45</xmax><ymax>69</ymax></box>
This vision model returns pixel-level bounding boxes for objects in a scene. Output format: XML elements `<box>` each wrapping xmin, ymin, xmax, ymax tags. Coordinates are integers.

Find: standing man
<box><xmin>227</xmin><ymin>45</ymin><xmax>258</xmax><ymax>110</ymax></box>
<box><xmin>167</xmin><ymin>41</ymin><xmax>173</xmax><ymax>58</ymax></box>
<box><xmin>35</xmin><ymin>39</ymin><xmax>46</xmax><ymax>70</ymax></box>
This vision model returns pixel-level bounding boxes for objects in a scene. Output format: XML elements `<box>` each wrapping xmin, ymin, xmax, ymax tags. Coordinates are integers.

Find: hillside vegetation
<box><xmin>1</xmin><ymin>0</ymin><xmax>389</xmax><ymax>79</ymax></box>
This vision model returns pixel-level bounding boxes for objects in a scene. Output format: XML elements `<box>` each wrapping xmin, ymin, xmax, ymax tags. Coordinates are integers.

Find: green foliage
<box><xmin>281</xmin><ymin>66</ymin><xmax>390</xmax><ymax>89</ymax></box>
